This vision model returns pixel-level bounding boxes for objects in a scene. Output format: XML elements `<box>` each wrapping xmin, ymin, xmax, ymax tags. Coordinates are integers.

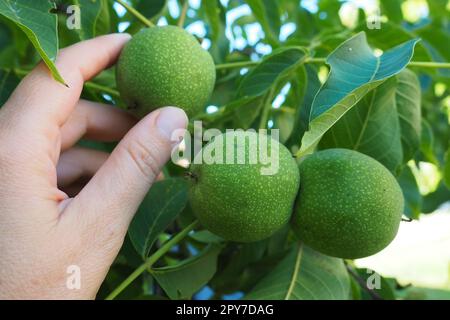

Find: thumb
<box><xmin>68</xmin><ymin>106</ymin><xmax>188</xmax><ymax>231</ymax></box>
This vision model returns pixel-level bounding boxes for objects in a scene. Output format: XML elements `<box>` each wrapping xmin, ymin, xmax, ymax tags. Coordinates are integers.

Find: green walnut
<box><xmin>292</xmin><ymin>148</ymin><xmax>404</xmax><ymax>259</ymax></box>
<box><xmin>116</xmin><ymin>26</ymin><xmax>216</xmax><ymax>118</ymax></box>
<box><xmin>188</xmin><ymin>131</ymin><xmax>300</xmax><ymax>242</ymax></box>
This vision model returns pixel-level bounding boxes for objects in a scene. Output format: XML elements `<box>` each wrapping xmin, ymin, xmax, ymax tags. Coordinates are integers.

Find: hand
<box><xmin>0</xmin><ymin>34</ymin><xmax>188</xmax><ymax>299</ymax></box>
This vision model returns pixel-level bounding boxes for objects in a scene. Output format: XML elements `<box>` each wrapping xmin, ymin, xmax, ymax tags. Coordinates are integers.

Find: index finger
<box><xmin>6</xmin><ymin>33</ymin><xmax>131</xmax><ymax>126</ymax></box>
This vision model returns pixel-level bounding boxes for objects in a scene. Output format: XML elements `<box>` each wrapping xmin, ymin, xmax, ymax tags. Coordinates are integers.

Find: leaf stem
<box><xmin>284</xmin><ymin>243</ymin><xmax>303</xmax><ymax>300</ymax></box>
<box><xmin>105</xmin><ymin>220</ymin><xmax>198</xmax><ymax>300</ymax></box>
<box><xmin>215</xmin><ymin>61</ymin><xmax>259</xmax><ymax>70</ymax></box>
<box><xmin>258</xmin><ymin>86</ymin><xmax>276</xmax><ymax>129</ymax></box>
<box><xmin>115</xmin><ymin>0</ymin><xmax>154</xmax><ymax>28</ymax></box>
<box><xmin>215</xmin><ymin>58</ymin><xmax>450</xmax><ymax>70</ymax></box>
<box><xmin>408</xmin><ymin>61</ymin><xmax>450</xmax><ymax>68</ymax></box>
<box><xmin>84</xmin><ymin>82</ymin><xmax>120</xmax><ymax>97</ymax></box>
<box><xmin>12</xmin><ymin>68</ymin><xmax>29</xmax><ymax>77</ymax></box>
<box><xmin>306</xmin><ymin>57</ymin><xmax>326</xmax><ymax>63</ymax></box>
<box><xmin>177</xmin><ymin>0</ymin><xmax>189</xmax><ymax>28</ymax></box>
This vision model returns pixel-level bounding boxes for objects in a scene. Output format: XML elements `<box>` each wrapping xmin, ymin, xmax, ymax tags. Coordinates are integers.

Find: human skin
<box><xmin>0</xmin><ymin>34</ymin><xmax>188</xmax><ymax>299</ymax></box>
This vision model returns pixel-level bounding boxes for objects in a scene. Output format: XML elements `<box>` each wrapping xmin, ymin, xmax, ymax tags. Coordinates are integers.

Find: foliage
<box><xmin>0</xmin><ymin>0</ymin><xmax>449</xmax><ymax>300</ymax></box>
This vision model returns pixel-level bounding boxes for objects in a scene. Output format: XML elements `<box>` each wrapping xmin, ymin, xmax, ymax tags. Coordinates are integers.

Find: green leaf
<box><xmin>74</xmin><ymin>0</ymin><xmax>111</xmax><ymax>40</ymax></box>
<box><xmin>398</xmin><ymin>165</ymin><xmax>422</xmax><ymax>219</ymax></box>
<box><xmin>208</xmin><ymin>66</ymin><xmax>240</xmax><ymax>106</ymax></box>
<box><xmin>427</xmin><ymin>0</ymin><xmax>449</xmax><ymax>20</ymax></box>
<box><xmin>245</xmin><ymin>244</ymin><xmax>350</xmax><ymax>300</ymax></box>
<box><xmin>244</xmin><ymin>0</ymin><xmax>280</xmax><ymax>45</ymax></box>
<box><xmin>203</xmin><ymin>0</ymin><xmax>221</xmax><ymax>43</ymax></box>
<box><xmin>397</xmin><ymin>286</ymin><xmax>450</xmax><ymax>300</ymax></box>
<box><xmin>320</xmin><ymin>69</ymin><xmax>421</xmax><ymax>172</ymax></box>
<box><xmin>203</xmin><ymin>0</ymin><xmax>229</xmax><ymax>62</ymax></box>
<box><xmin>349</xmin><ymin>276</ymin><xmax>362</xmax><ymax>300</ymax></box>
<box><xmin>0</xmin><ymin>69</ymin><xmax>19</xmax><ymax>106</ymax></box>
<box><xmin>422</xmin><ymin>182</ymin><xmax>450</xmax><ymax>214</ymax></box>
<box><xmin>237</xmin><ymin>46</ymin><xmax>307</xmax><ymax>97</ymax></box>
<box><xmin>204</xmin><ymin>96</ymin><xmax>259</xmax><ymax>128</ymax></box>
<box><xmin>298</xmin><ymin>32</ymin><xmax>418</xmax><ymax>156</ymax></box>
<box><xmin>396</xmin><ymin>69</ymin><xmax>422</xmax><ymax>161</ymax></box>
<box><xmin>189</xmin><ymin>230</ymin><xmax>224</xmax><ymax>244</ymax></box>
<box><xmin>316</xmin><ymin>0</ymin><xmax>342</xmax><ymax>27</ymax></box>
<box><xmin>0</xmin><ymin>18</ymin><xmax>10</xmax><ymax>48</ymax></box>
<box><xmin>416</xmin><ymin>23</ymin><xmax>450</xmax><ymax>75</ymax></box>
<box><xmin>98</xmin><ymin>263</ymin><xmax>144</xmax><ymax>299</ymax></box>
<box><xmin>215</xmin><ymin>227</ymin><xmax>292</xmax><ymax>293</ymax></box>
<box><xmin>0</xmin><ymin>0</ymin><xmax>65</xmax><ymax>84</ymax></box>
<box><xmin>354</xmin><ymin>268</ymin><xmax>397</xmax><ymax>300</ymax></box>
<box><xmin>211</xmin><ymin>240</ymin><xmax>269</xmax><ymax>293</ymax></box>
<box><xmin>360</xmin><ymin>21</ymin><xmax>431</xmax><ymax>64</ymax></box>
<box><xmin>444</xmin><ymin>147</ymin><xmax>450</xmax><ymax>189</ymax></box>
<box><xmin>136</xmin><ymin>0</ymin><xmax>166</xmax><ymax>19</ymax></box>
<box><xmin>320</xmin><ymin>77</ymin><xmax>403</xmax><ymax>171</ymax></box>
<box><xmin>380</xmin><ymin>0</ymin><xmax>403</xmax><ymax>23</ymax></box>
<box><xmin>420</xmin><ymin>119</ymin><xmax>439</xmax><ymax>164</ymax></box>
<box><xmin>151</xmin><ymin>244</ymin><xmax>222</xmax><ymax>300</ymax></box>
<box><xmin>121</xmin><ymin>0</ymin><xmax>166</xmax><ymax>34</ymax></box>
<box><xmin>285</xmin><ymin>64</ymin><xmax>320</xmax><ymax>149</ymax></box>
<box><xmin>272</xmin><ymin>108</ymin><xmax>295</xmax><ymax>143</ymax></box>
<box><xmin>128</xmin><ymin>178</ymin><xmax>189</xmax><ymax>259</ymax></box>
<box><xmin>290</xmin><ymin>6</ymin><xmax>317</xmax><ymax>40</ymax></box>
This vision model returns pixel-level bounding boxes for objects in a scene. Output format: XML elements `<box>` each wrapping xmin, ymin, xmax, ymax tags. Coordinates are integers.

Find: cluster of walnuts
<box><xmin>116</xmin><ymin>26</ymin><xmax>404</xmax><ymax>259</ymax></box>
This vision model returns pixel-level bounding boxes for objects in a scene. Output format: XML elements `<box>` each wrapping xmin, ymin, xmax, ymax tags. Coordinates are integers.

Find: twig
<box><xmin>105</xmin><ymin>220</ymin><xmax>198</xmax><ymax>300</ymax></box>
<box><xmin>409</xmin><ymin>61</ymin><xmax>450</xmax><ymax>68</ymax></box>
<box><xmin>258</xmin><ymin>86</ymin><xmax>276</xmax><ymax>129</ymax></box>
<box><xmin>115</xmin><ymin>0</ymin><xmax>154</xmax><ymax>27</ymax></box>
<box><xmin>84</xmin><ymin>82</ymin><xmax>120</xmax><ymax>97</ymax></box>
<box><xmin>215</xmin><ymin>60</ymin><xmax>259</xmax><ymax>70</ymax></box>
<box><xmin>178</xmin><ymin>0</ymin><xmax>189</xmax><ymax>28</ymax></box>
<box><xmin>215</xmin><ymin>58</ymin><xmax>450</xmax><ymax>71</ymax></box>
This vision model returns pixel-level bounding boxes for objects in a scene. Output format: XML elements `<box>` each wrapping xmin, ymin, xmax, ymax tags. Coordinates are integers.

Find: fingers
<box><xmin>65</xmin><ymin>107</ymin><xmax>187</xmax><ymax>235</ymax></box>
<box><xmin>60</xmin><ymin>100</ymin><xmax>137</xmax><ymax>151</ymax></box>
<box><xmin>3</xmin><ymin>33</ymin><xmax>131</xmax><ymax>128</ymax></box>
<box><xmin>57</xmin><ymin>147</ymin><xmax>109</xmax><ymax>188</ymax></box>
<box><xmin>0</xmin><ymin>34</ymin><xmax>131</xmax><ymax>197</ymax></box>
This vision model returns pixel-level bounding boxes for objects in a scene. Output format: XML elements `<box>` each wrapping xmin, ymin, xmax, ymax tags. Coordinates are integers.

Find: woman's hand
<box><xmin>0</xmin><ymin>34</ymin><xmax>187</xmax><ymax>299</ymax></box>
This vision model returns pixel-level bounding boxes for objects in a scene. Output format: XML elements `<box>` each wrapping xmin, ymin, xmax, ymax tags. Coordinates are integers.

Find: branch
<box><xmin>84</xmin><ymin>82</ymin><xmax>120</xmax><ymax>97</ymax></box>
<box><xmin>215</xmin><ymin>60</ymin><xmax>259</xmax><ymax>70</ymax></box>
<box><xmin>115</xmin><ymin>0</ymin><xmax>154</xmax><ymax>28</ymax></box>
<box><xmin>177</xmin><ymin>0</ymin><xmax>189</xmax><ymax>28</ymax></box>
<box><xmin>409</xmin><ymin>61</ymin><xmax>450</xmax><ymax>68</ymax></box>
<box><xmin>258</xmin><ymin>85</ymin><xmax>276</xmax><ymax>129</ymax></box>
<box><xmin>215</xmin><ymin>58</ymin><xmax>450</xmax><ymax>70</ymax></box>
<box><xmin>105</xmin><ymin>220</ymin><xmax>198</xmax><ymax>300</ymax></box>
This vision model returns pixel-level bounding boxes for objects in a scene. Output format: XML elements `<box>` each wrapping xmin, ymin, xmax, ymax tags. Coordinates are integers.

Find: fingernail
<box><xmin>116</xmin><ymin>32</ymin><xmax>132</xmax><ymax>40</ymax></box>
<box><xmin>156</xmin><ymin>107</ymin><xmax>188</xmax><ymax>142</ymax></box>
